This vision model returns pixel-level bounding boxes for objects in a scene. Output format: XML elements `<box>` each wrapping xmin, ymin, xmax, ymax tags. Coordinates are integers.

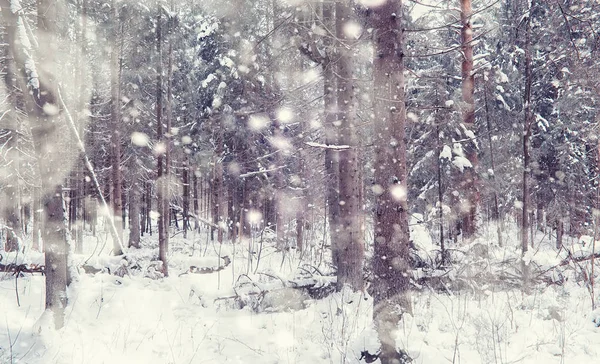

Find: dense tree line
<box><xmin>1</xmin><ymin>0</ymin><xmax>599</xmax><ymax>361</ymax></box>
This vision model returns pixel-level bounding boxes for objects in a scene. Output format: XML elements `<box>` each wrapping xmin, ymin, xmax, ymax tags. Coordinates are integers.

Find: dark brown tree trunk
<box><xmin>334</xmin><ymin>0</ymin><xmax>363</xmax><ymax>292</ymax></box>
<box><xmin>368</xmin><ymin>1</ymin><xmax>412</xmax><ymax>362</ymax></box>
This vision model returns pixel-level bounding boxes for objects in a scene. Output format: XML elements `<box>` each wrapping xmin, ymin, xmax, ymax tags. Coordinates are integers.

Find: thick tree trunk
<box><xmin>459</xmin><ymin>0</ymin><xmax>479</xmax><ymax>240</ymax></box>
<box><xmin>368</xmin><ymin>1</ymin><xmax>412</xmax><ymax>362</ymax></box>
<box><xmin>1</xmin><ymin>15</ymin><xmax>22</xmax><ymax>253</ymax></box>
<box><xmin>2</xmin><ymin>0</ymin><xmax>70</xmax><ymax>329</ymax></box>
<box><xmin>334</xmin><ymin>1</ymin><xmax>363</xmax><ymax>292</ymax></box>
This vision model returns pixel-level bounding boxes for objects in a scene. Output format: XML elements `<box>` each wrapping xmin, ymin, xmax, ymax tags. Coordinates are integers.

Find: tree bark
<box><xmin>459</xmin><ymin>0</ymin><xmax>479</xmax><ymax>240</ymax></box>
<box><xmin>156</xmin><ymin>5</ymin><xmax>168</xmax><ymax>276</ymax></box>
<box><xmin>334</xmin><ymin>0</ymin><xmax>363</xmax><ymax>292</ymax></box>
<box><xmin>109</xmin><ymin>0</ymin><xmax>123</xmax><ymax>255</ymax></box>
<box><xmin>129</xmin><ymin>181</ymin><xmax>141</xmax><ymax>248</ymax></box>
<box><xmin>522</xmin><ymin>1</ymin><xmax>533</xmax><ymax>291</ymax></box>
<box><xmin>2</xmin><ymin>0</ymin><xmax>70</xmax><ymax>329</ymax></box>
<box><xmin>183</xmin><ymin>154</ymin><xmax>190</xmax><ymax>238</ymax></box>
<box><xmin>320</xmin><ymin>2</ymin><xmax>342</xmax><ymax>270</ymax></box>
<box><xmin>368</xmin><ymin>1</ymin><xmax>412</xmax><ymax>362</ymax></box>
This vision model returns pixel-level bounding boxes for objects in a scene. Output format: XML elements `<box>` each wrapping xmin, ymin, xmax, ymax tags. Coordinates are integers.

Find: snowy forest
<box><xmin>1</xmin><ymin>0</ymin><xmax>600</xmax><ymax>363</ymax></box>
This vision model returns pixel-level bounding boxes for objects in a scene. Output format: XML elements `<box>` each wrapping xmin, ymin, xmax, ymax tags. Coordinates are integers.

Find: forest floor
<box><xmin>1</xmin><ymin>221</ymin><xmax>600</xmax><ymax>364</ymax></box>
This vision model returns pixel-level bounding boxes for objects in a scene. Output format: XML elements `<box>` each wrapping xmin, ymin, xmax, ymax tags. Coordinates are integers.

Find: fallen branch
<box><xmin>184</xmin><ymin>256</ymin><xmax>231</xmax><ymax>276</ymax></box>
<box><xmin>559</xmin><ymin>252</ymin><xmax>600</xmax><ymax>266</ymax></box>
<box><xmin>0</xmin><ymin>263</ymin><xmax>45</xmax><ymax>276</ymax></box>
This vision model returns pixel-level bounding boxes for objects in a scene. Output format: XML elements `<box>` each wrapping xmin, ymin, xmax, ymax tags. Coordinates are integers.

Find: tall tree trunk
<box><xmin>522</xmin><ymin>2</ymin><xmax>533</xmax><ymax>291</ymax></box>
<box><xmin>436</xmin><ymin>122</ymin><xmax>447</xmax><ymax>264</ymax></box>
<box><xmin>483</xmin><ymin>84</ymin><xmax>502</xmax><ymax>246</ymax></box>
<box><xmin>156</xmin><ymin>5</ymin><xmax>168</xmax><ymax>275</ymax></box>
<box><xmin>334</xmin><ymin>0</ymin><xmax>363</xmax><ymax>292</ymax></box>
<box><xmin>2</xmin><ymin>0</ymin><xmax>70</xmax><ymax>329</ymax></box>
<box><xmin>368</xmin><ymin>1</ymin><xmax>412</xmax><ymax>362</ymax></box>
<box><xmin>164</xmin><ymin>4</ymin><xmax>174</xmax><ymax>236</ymax></box>
<box><xmin>459</xmin><ymin>0</ymin><xmax>479</xmax><ymax>240</ymax></box>
<box><xmin>110</xmin><ymin>0</ymin><xmax>123</xmax><ymax>255</ymax></box>
<box><xmin>321</xmin><ymin>2</ymin><xmax>341</xmax><ymax>269</ymax></box>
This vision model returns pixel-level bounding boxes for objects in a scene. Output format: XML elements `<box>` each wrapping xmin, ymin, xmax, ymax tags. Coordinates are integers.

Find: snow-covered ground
<box><xmin>2</xmin><ymin>222</ymin><xmax>600</xmax><ymax>364</ymax></box>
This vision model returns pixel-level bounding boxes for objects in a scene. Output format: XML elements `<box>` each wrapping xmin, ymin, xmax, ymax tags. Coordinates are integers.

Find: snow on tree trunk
<box><xmin>1</xmin><ymin>0</ymin><xmax>72</xmax><ymax>330</ymax></box>
<box><xmin>459</xmin><ymin>0</ymin><xmax>479</xmax><ymax>240</ymax></box>
<box><xmin>522</xmin><ymin>0</ymin><xmax>533</xmax><ymax>292</ymax></box>
<box><xmin>156</xmin><ymin>6</ymin><xmax>168</xmax><ymax>276</ymax></box>
<box><xmin>110</xmin><ymin>0</ymin><xmax>123</xmax><ymax>255</ymax></box>
<box><xmin>368</xmin><ymin>1</ymin><xmax>412</xmax><ymax>362</ymax></box>
<box><xmin>334</xmin><ymin>0</ymin><xmax>364</xmax><ymax>292</ymax></box>
<box><xmin>321</xmin><ymin>1</ymin><xmax>342</xmax><ymax>271</ymax></box>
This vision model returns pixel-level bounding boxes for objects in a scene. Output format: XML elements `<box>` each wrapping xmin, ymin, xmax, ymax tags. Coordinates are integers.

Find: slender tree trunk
<box><xmin>368</xmin><ymin>1</ymin><xmax>412</xmax><ymax>362</ymax></box>
<box><xmin>213</xmin><ymin>130</ymin><xmax>225</xmax><ymax>245</ymax></box>
<box><xmin>4</xmin><ymin>132</ymin><xmax>20</xmax><ymax>253</ymax></box>
<box><xmin>193</xmin><ymin>172</ymin><xmax>199</xmax><ymax>230</ymax></box>
<box><xmin>321</xmin><ymin>1</ymin><xmax>341</xmax><ymax>270</ymax></box>
<box><xmin>146</xmin><ymin>181</ymin><xmax>152</xmax><ymax>235</ymax></box>
<box><xmin>483</xmin><ymin>84</ymin><xmax>502</xmax><ymax>246</ymax></box>
<box><xmin>110</xmin><ymin>0</ymin><xmax>123</xmax><ymax>255</ymax></box>
<box><xmin>436</xmin><ymin>122</ymin><xmax>447</xmax><ymax>264</ymax></box>
<box><xmin>141</xmin><ymin>190</ymin><xmax>146</xmax><ymax>236</ymax></box>
<box><xmin>183</xmin><ymin>155</ymin><xmax>190</xmax><ymax>238</ymax></box>
<box><xmin>164</xmin><ymin>5</ymin><xmax>174</xmax><ymax>237</ymax></box>
<box><xmin>522</xmin><ymin>3</ymin><xmax>533</xmax><ymax>291</ymax></box>
<box><xmin>334</xmin><ymin>0</ymin><xmax>363</xmax><ymax>291</ymax></box>
<box><xmin>156</xmin><ymin>5</ymin><xmax>168</xmax><ymax>275</ymax></box>
<box><xmin>129</xmin><ymin>181</ymin><xmax>141</xmax><ymax>248</ymax></box>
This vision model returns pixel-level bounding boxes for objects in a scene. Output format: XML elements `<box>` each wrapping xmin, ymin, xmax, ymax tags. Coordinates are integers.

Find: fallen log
<box><xmin>559</xmin><ymin>252</ymin><xmax>600</xmax><ymax>266</ymax></box>
<box><xmin>214</xmin><ymin>272</ymin><xmax>337</xmax><ymax>312</ymax></box>
<box><xmin>180</xmin><ymin>256</ymin><xmax>231</xmax><ymax>276</ymax></box>
<box><xmin>0</xmin><ymin>263</ymin><xmax>45</xmax><ymax>275</ymax></box>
